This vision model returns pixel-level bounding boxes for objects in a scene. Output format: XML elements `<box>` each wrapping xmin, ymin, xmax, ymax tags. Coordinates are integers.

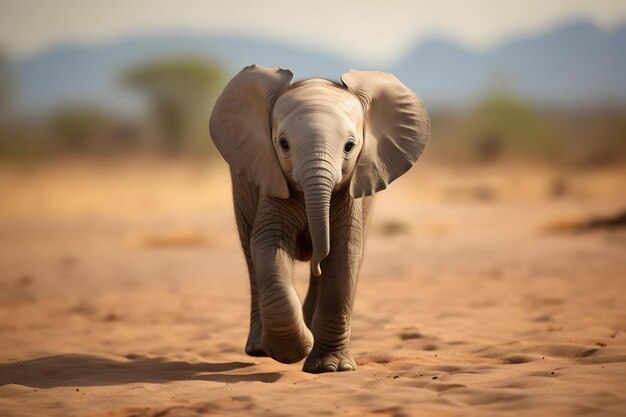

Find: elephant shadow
<box><xmin>0</xmin><ymin>354</ymin><xmax>280</xmax><ymax>388</ymax></box>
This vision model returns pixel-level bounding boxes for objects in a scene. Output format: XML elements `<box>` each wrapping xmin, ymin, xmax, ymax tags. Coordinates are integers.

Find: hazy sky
<box><xmin>1</xmin><ymin>0</ymin><xmax>625</xmax><ymax>64</ymax></box>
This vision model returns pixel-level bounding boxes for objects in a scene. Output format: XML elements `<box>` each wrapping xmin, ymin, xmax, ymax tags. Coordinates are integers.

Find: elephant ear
<box><xmin>210</xmin><ymin>64</ymin><xmax>293</xmax><ymax>198</ymax></box>
<box><xmin>341</xmin><ymin>70</ymin><xmax>430</xmax><ymax>198</ymax></box>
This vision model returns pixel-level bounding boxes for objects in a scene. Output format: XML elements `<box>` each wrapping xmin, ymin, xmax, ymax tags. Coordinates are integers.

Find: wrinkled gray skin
<box><xmin>209</xmin><ymin>65</ymin><xmax>429</xmax><ymax>373</ymax></box>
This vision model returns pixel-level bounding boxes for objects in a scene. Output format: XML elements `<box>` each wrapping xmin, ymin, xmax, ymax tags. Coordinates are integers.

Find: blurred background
<box><xmin>0</xmin><ymin>0</ymin><xmax>625</xmax><ymax>165</ymax></box>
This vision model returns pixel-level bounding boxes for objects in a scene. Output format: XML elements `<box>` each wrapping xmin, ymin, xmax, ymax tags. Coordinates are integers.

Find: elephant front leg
<box><xmin>253</xmin><ymin>243</ymin><xmax>314</xmax><ymax>364</ymax></box>
<box><xmin>303</xmin><ymin>216</ymin><xmax>363</xmax><ymax>373</ymax></box>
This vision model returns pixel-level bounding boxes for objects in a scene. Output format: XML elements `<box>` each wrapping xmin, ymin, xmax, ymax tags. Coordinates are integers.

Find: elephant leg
<box><xmin>251</xmin><ymin>199</ymin><xmax>313</xmax><ymax>364</ymax></box>
<box><xmin>253</xmin><ymin>244</ymin><xmax>314</xmax><ymax>364</ymax></box>
<box><xmin>231</xmin><ymin>175</ymin><xmax>266</xmax><ymax>356</ymax></box>
<box><xmin>303</xmin><ymin>197</ymin><xmax>364</xmax><ymax>373</ymax></box>
<box><xmin>242</xmin><ymin>253</ymin><xmax>266</xmax><ymax>356</ymax></box>
<box><xmin>302</xmin><ymin>273</ymin><xmax>319</xmax><ymax>329</ymax></box>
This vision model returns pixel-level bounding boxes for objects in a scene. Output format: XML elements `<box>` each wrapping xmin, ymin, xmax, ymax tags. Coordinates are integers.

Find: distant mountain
<box><xmin>13</xmin><ymin>34</ymin><xmax>353</xmax><ymax>114</ymax></box>
<box><xmin>394</xmin><ymin>20</ymin><xmax>626</xmax><ymax>105</ymax></box>
<box><xmin>10</xmin><ymin>20</ymin><xmax>626</xmax><ymax>113</ymax></box>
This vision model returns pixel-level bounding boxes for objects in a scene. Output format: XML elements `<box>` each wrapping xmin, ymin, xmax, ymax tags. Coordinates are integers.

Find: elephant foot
<box><xmin>259</xmin><ymin>281</ymin><xmax>314</xmax><ymax>363</ymax></box>
<box><xmin>262</xmin><ymin>325</ymin><xmax>313</xmax><ymax>364</ymax></box>
<box><xmin>303</xmin><ymin>347</ymin><xmax>356</xmax><ymax>373</ymax></box>
<box><xmin>245</xmin><ymin>326</ymin><xmax>268</xmax><ymax>357</ymax></box>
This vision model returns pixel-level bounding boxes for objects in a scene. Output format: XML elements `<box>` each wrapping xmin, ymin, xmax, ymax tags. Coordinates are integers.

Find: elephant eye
<box><xmin>343</xmin><ymin>141</ymin><xmax>356</xmax><ymax>155</ymax></box>
<box><xmin>278</xmin><ymin>137</ymin><xmax>290</xmax><ymax>153</ymax></box>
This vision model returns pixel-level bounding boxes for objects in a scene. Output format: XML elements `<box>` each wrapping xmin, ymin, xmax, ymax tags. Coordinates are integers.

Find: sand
<box><xmin>0</xmin><ymin>158</ymin><xmax>625</xmax><ymax>417</ymax></box>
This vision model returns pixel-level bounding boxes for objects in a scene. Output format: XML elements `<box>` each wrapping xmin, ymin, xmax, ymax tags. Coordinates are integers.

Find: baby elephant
<box><xmin>209</xmin><ymin>65</ymin><xmax>429</xmax><ymax>373</ymax></box>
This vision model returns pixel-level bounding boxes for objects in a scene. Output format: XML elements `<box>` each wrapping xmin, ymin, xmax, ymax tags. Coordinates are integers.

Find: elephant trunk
<box><xmin>300</xmin><ymin>160</ymin><xmax>335</xmax><ymax>277</ymax></box>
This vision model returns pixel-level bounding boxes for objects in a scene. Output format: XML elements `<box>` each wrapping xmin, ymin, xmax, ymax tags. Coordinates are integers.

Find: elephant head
<box><xmin>210</xmin><ymin>65</ymin><xmax>430</xmax><ymax>276</ymax></box>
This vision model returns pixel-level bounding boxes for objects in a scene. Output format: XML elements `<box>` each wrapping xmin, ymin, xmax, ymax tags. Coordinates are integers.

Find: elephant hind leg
<box><xmin>242</xmin><ymin>243</ymin><xmax>268</xmax><ymax>357</ymax></box>
<box><xmin>244</xmin><ymin>267</ymin><xmax>267</xmax><ymax>357</ymax></box>
<box><xmin>294</xmin><ymin>229</ymin><xmax>313</xmax><ymax>262</ymax></box>
<box><xmin>231</xmin><ymin>175</ymin><xmax>267</xmax><ymax>357</ymax></box>
<box><xmin>303</xmin><ymin>272</ymin><xmax>319</xmax><ymax>329</ymax></box>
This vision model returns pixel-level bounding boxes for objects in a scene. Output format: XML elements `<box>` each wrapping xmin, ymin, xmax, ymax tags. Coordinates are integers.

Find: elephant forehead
<box><xmin>279</xmin><ymin>111</ymin><xmax>358</xmax><ymax>141</ymax></box>
<box><xmin>274</xmin><ymin>79</ymin><xmax>361</xmax><ymax>119</ymax></box>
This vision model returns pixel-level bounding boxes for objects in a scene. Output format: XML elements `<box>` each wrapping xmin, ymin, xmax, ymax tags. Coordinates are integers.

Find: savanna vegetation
<box><xmin>0</xmin><ymin>54</ymin><xmax>624</xmax><ymax>167</ymax></box>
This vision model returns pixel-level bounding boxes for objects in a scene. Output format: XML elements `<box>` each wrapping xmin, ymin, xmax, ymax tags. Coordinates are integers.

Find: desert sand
<box><xmin>0</xmin><ymin>158</ymin><xmax>625</xmax><ymax>417</ymax></box>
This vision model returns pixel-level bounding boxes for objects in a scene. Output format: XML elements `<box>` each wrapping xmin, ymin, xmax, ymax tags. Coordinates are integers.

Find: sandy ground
<box><xmin>0</xmin><ymin>158</ymin><xmax>625</xmax><ymax>417</ymax></box>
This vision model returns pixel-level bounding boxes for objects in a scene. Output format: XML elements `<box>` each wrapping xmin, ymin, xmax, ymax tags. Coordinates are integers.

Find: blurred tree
<box><xmin>469</xmin><ymin>89</ymin><xmax>556</xmax><ymax>161</ymax></box>
<box><xmin>122</xmin><ymin>57</ymin><xmax>225</xmax><ymax>154</ymax></box>
<box><xmin>49</xmin><ymin>105</ymin><xmax>109</xmax><ymax>152</ymax></box>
